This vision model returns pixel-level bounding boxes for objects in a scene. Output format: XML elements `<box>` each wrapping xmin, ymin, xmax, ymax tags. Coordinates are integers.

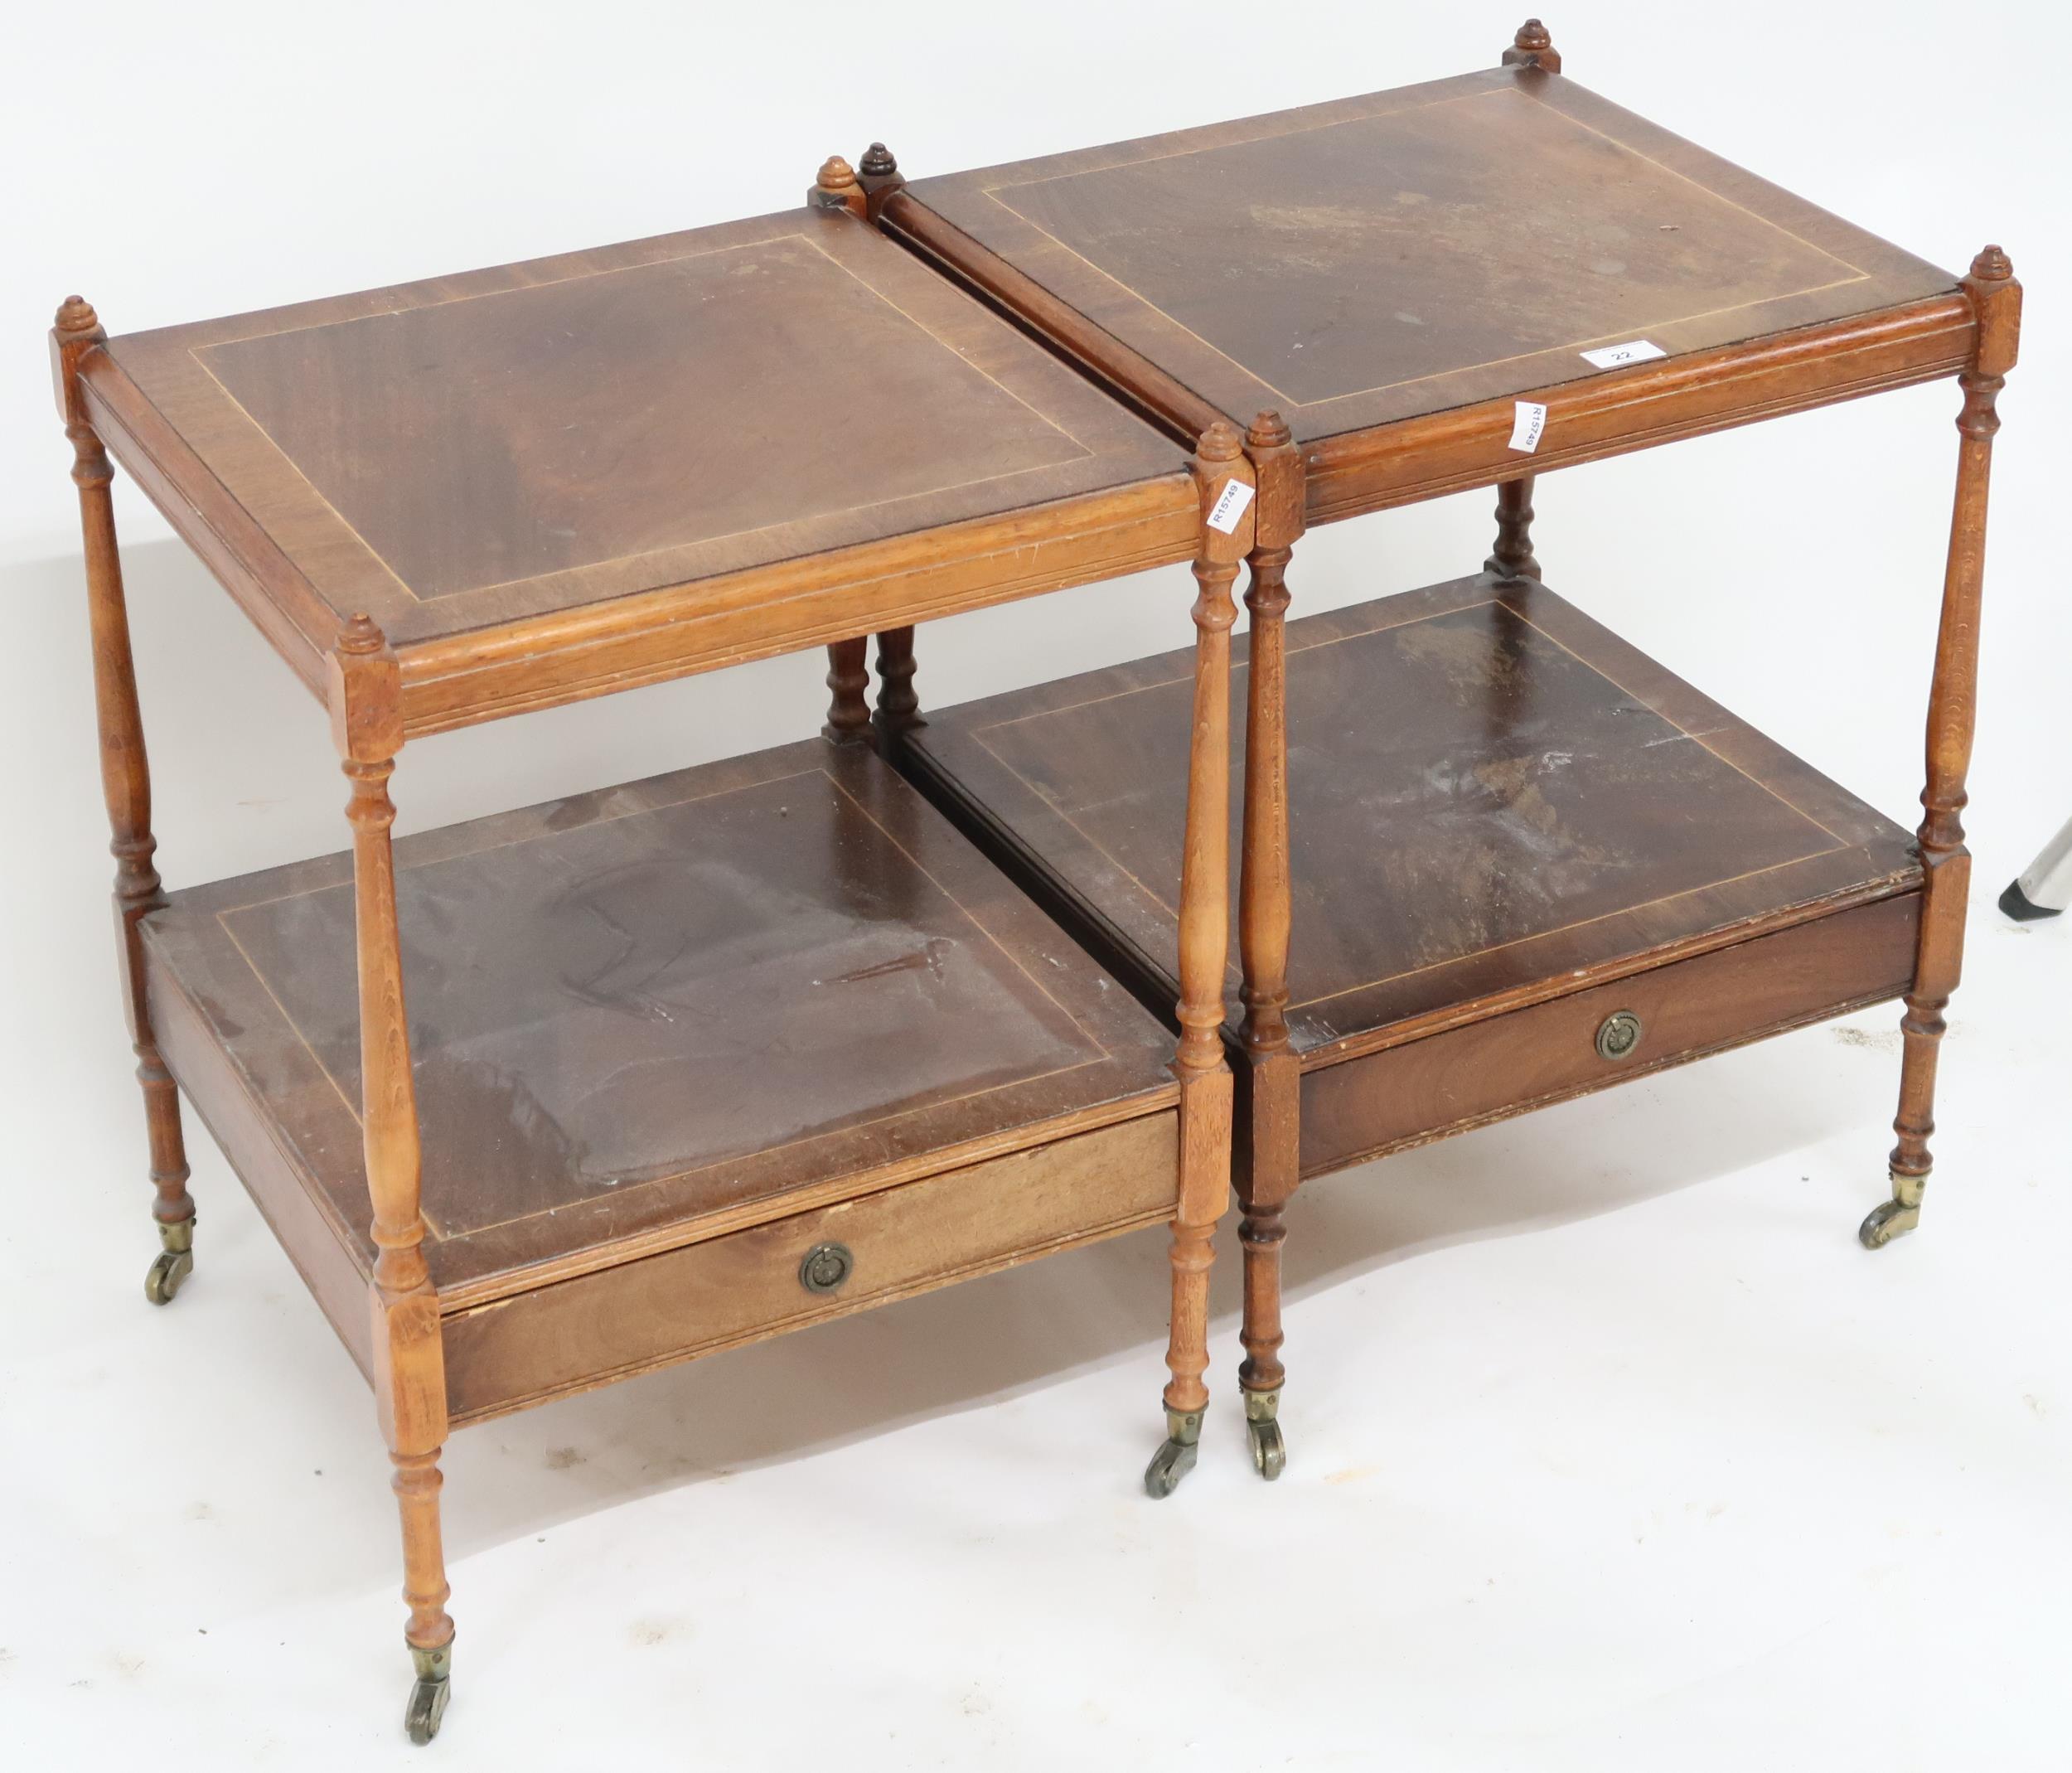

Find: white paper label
<box><xmin>1206</xmin><ymin>478</ymin><xmax>1255</xmax><ymax>534</ymax></box>
<box><xmin>1508</xmin><ymin>401</ymin><xmax>1547</xmax><ymax>454</ymax></box>
<box><xmin>1579</xmin><ymin>338</ymin><xmax>1668</xmax><ymax>369</ymax></box>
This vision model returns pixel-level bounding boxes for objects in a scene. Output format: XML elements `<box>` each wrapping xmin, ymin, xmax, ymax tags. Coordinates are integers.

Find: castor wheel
<box><xmin>1143</xmin><ymin>1406</ymin><xmax>1202</xmax><ymax>1499</ymax></box>
<box><xmin>144</xmin><ymin>1220</ymin><xmax>195</xmax><ymax>1305</ymax></box>
<box><xmin>1859</xmin><ymin>1175</ymin><xmax>1924</xmax><ymax>1250</ymax></box>
<box><xmin>404</xmin><ymin>1644</ymin><xmax>453</xmax><ymax>1745</ymax></box>
<box><xmin>1859</xmin><ymin>1198</ymin><xmax>1920</xmax><ymax>1249</ymax></box>
<box><xmin>404</xmin><ymin>1674</ymin><xmax>449</xmax><ymax>1745</ymax></box>
<box><xmin>1245</xmin><ymin>1390</ymin><xmax>1285</xmax><ymax>1481</ymax></box>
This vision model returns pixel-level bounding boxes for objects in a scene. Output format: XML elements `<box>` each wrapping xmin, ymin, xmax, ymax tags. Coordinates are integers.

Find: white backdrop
<box><xmin>3</xmin><ymin>3</ymin><xmax>2066</xmax><ymax>1767</ymax></box>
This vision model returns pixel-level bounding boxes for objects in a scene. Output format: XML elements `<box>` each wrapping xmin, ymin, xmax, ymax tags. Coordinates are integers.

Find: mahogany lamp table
<box><xmin>51</xmin><ymin>167</ymin><xmax>1254</xmax><ymax>1741</ymax></box>
<box><xmin>869</xmin><ymin>22</ymin><xmax>2021</xmax><ymax>1479</ymax></box>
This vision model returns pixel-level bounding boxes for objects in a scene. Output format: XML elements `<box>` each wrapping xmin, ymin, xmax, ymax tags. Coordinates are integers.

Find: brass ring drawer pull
<box><xmin>798</xmin><ymin>1242</ymin><xmax>854</xmax><ymax>1295</ymax></box>
<box><xmin>1595</xmin><ymin>1010</ymin><xmax>1644</xmax><ymax>1061</ymax></box>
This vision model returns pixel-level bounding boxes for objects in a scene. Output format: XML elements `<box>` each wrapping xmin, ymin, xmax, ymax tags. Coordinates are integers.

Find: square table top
<box><xmin>891</xmin><ymin>63</ymin><xmax>1966</xmax><ymax>465</ymax></box>
<box><xmin>75</xmin><ymin>202</ymin><xmax>1196</xmax><ymax>725</ymax></box>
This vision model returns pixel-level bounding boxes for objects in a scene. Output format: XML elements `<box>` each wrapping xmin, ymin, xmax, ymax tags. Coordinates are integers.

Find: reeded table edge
<box><xmin>80</xmin><ymin>342</ymin><xmax>1200</xmax><ymax>736</ymax></box>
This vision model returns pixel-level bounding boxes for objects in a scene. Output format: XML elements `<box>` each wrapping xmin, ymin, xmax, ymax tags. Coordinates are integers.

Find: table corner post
<box><xmin>829</xmin><ymin>140</ymin><xmax>925</xmax><ymax>762</ymax></box>
<box><xmin>331</xmin><ymin>616</ymin><xmax>456</xmax><ymax>1742</ymax></box>
<box><xmin>1235</xmin><ymin>410</ymin><xmax>1302</xmax><ymax>1482</ymax></box>
<box><xmin>1145</xmin><ymin>420</ymin><xmax>1247</xmax><ymax>1500</ymax></box>
<box><xmin>1864</xmin><ymin>245</ymin><xmax>2019</xmax><ymax>1251</ymax></box>
<box><xmin>55</xmin><ymin>294</ymin><xmax>197</xmax><ymax>1305</ymax></box>
<box><xmin>1485</xmin><ymin>473</ymin><xmax>1543</xmax><ymax>584</ymax></box>
<box><xmin>821</xmin><ymin>636</ymin><xmax>874</xmax><ymax>746</ymax></box>
<box><xmin>870</xmin><ymin>624</ymin><xmax>925</xmax><ymax>757</ymax></box>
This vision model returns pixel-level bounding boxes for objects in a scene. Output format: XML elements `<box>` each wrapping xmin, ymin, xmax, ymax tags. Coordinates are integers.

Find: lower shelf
<box><xmin>142</xmin><ymin>734</ymin><xmax>1181</xmax><ymax>1412</ymax></box>
<box><xmin>900</xmin><ymin>571</ymin><xmax>1924</xmax><ymax>1179</ymax></box>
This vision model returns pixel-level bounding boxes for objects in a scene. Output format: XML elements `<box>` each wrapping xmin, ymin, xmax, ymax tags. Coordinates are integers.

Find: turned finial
<box><xmin>1970</xmin><ymin>244</ymin><xmax>2013</xmax><ymax>283</ymax></box>
<box><xmin>1246</xmin><ymin>411</ymin><xmax>1292</xmax><ymax>452</ymax></box>
<box><xmin>339</xmin><ymin>612</ymin><xmax>385</xmax><ymax>656</ymax></box>
<box><xmin>1962</xmin><ymin>244</ymin><xmax>2021</xmax><ymax>380</ymax></box>
<box><xmin>331</xmin><ymin>613</ymin><xmax>402</xmax><ymax>759</ymax></box>
<box><xmin>1503</xmin><ymin>18</ymin><xmax>1561</xmax><ymax>73</ymax></box>
<box><xmin>1197</xmin><ymin>419</ymin><xmax>1244</xmax><ymax>463</ymax></box>
<box><xmin>810</xmin><ymin>153</ymin><xmax>868</xmax><ymax>215</ymax></box>
<box><xmin>56</xmin><ymin>294</ymin><xmax>103</xmax><ymax>339</ymax></box>
<box><xmin>1243</xmin><ymin>411</ymin><xmax>1303</xmax><ymax>550</ymax></box>
<box><xmin>854</xmin><ymin>142</ymin><xmax>904</xmax><ymax>214</ymax></box>
<box><xmin>810</xmin><ymin>154</ymin><xmax>867</xmax><ymax>216</ymax></box>
<box><xmin>52</xmin><ymin>295</ymin><xmax>109</xmax><ymax>429</ymax></box>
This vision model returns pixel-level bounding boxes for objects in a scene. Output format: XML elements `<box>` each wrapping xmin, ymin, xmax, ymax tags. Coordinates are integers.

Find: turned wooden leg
<box><xmin>1484</xmin><ymin>475</ymin><xmax>1542</xmax><ymax>583</ymax></box>
<box><xmin>393</xmin><ymin>1448</ymin><xmax>454</xmax><ymax>1745</ymax></box>
<box><xmin>873</xmin><ymin>625</ymin><xmax>923</xmax><ymax>752</ymax></box>
<box><xmin>53</xmin><ymin>298</ymin><xmax>196</xmax><ymax>1304</ymax></box>
<box><xmin>821</xmin><ymin>637</ymin><xmax>872</xmax><ymax>745</ymax></box>
<box><xmin>1235</xmin><ymin>1185</ymin><xmax>1288</xmax><ymax>1475</ymax></box>
<box><xmin>1875</xmin><ymin>987</ymin><xmax>1950</xmax><ymax>1247</ymax></box>
<box><xmin>1863</xmin><ymin>248</ymin><xmax>2020</xmax><ymax>1249</ymax></box>
<box><xmin>1145</xmin><ymin>424</ymin><xmax>1247</xmax><ymax>1499</ymax></box>
<box><xmin>334</xmin><ymin>618</ymin><xmax>456</xmax><ymax>1742</ymax></box>
<box><xmin>1236</xmin><ymin>413</ymin><xmax>1302</xmax><ymax>1480</ymax></box>
<box><xmin>1147</xmin><ymin>1200</ymin><xmax>1220</xmax><ymax>1499</ymax></box>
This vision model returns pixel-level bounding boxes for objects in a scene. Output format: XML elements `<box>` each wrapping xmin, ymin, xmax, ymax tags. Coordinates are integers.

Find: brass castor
<box><xmin>144</xmin><ymin>1218</ymin><xmax>195</xmax><ymax>1306</ymax></box>
<box><xmin>404</xmin><ymin>1642</ymin><xmax>452</xmax><ymax>1746</ymax></box>
<box><xmin>1859</xmin><ymin>1174</ymin><xmax>1924</xmax><ymax>1250</ymax></box>
<box><xmin>1143</xmin><ymin>1406</ymin><xmax>1202</xmax><ymax>1499</ymax></box>
<box><xmin>1245</xmin><ymin>1388</ymin><xmax>1285</xmax><ymax>1481</ymax></box>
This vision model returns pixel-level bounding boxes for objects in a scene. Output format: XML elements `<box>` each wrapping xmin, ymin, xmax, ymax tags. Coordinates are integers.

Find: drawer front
<box><xmin>1300</xmin><ymin>894</ymin><xmax>1920</xmax><ymax>1178</ymax></box>
<box><xmin>443</xmin><ymin>1110</ymin><xmax>1179</xmax><ymax>1423</ymax></box>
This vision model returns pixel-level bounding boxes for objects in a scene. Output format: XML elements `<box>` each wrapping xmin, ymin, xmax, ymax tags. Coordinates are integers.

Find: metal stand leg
<box><xmin>2001</xmin><ymin>814</ymin><xmax>2072</xmax><ymax>921</ymax></box>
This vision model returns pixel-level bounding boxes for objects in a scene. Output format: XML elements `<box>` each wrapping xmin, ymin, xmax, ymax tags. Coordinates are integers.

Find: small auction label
<box><xmin>1580</xmin><ymin>339</ymin><xmax>1668</xmax><ymax>369</ymax></box>
<box><xmin>1508</xmin><ymin>401</ymin><xmax>1547</xmax><ymax>453</ymax></box>
<box><xmin>1206</xmin><ymin>479</ymin><xmax>1255</xmax><ymax>534</ymax></box>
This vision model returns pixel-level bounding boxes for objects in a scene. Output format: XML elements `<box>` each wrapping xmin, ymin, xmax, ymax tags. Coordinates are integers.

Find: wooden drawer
<box><xmin>1299</xmin><ymin>893</ymin><xmax>1920</xmax><ymax>1178</ymax></box>
<box><xmin>443</xmin><ymin>1110</ymin><xmax>1179</xmax><ymax>1423</ymax></box>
